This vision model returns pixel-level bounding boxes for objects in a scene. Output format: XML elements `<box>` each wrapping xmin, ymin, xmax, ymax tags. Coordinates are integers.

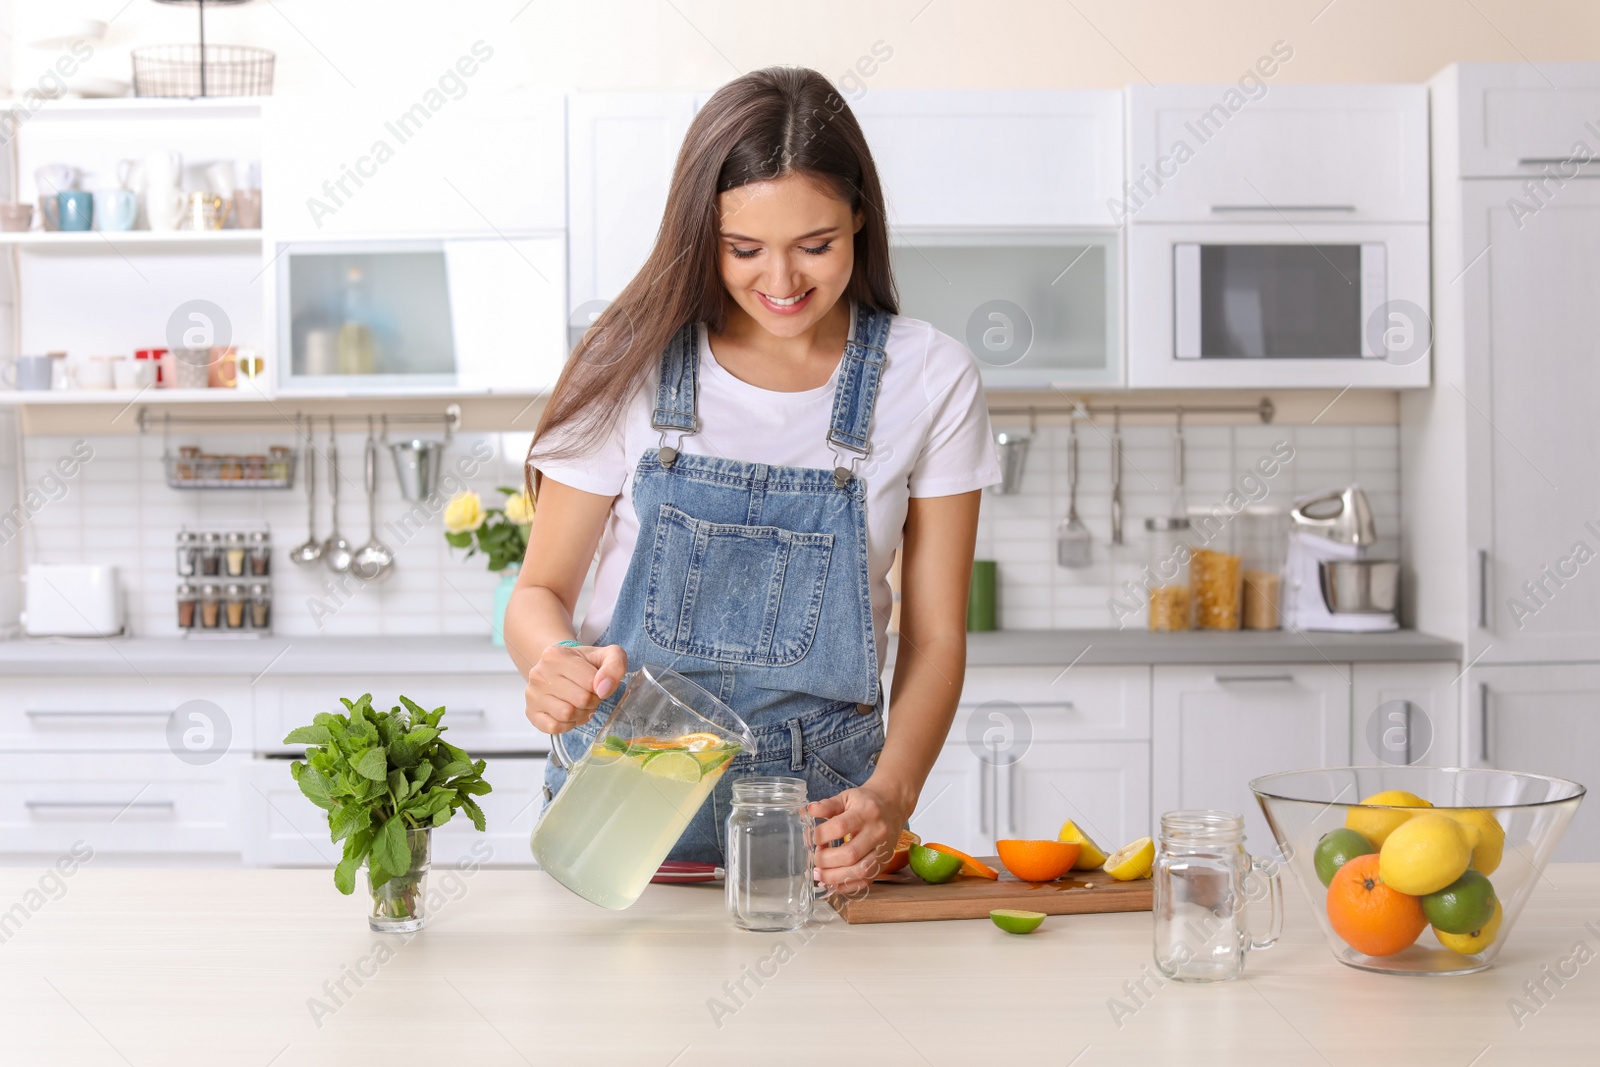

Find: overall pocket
<box><xmin>644</xmin><ymin>503</ymin><xmax>834</xmax><ymax>667</ymax></box>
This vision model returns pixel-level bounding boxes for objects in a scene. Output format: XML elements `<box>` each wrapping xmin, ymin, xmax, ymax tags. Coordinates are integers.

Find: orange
<box><xmin>882</xmin><ymin>829</ymin><xmax>921</xmax><ymax>875</ymax></box>
<box><xmin>923</xmin><ymin>842</ymin><xmax>1000</xmax><ymax>879</ymax></box>
<box><xmin>1325</xmin><ymin>853</ymin><xmax>1426</xmax><ymax>957</ymax></box>
<box><xmin>996</xmin><ymin>839</ymin><xmax>1082</xmax><ymax>882</ymax></box>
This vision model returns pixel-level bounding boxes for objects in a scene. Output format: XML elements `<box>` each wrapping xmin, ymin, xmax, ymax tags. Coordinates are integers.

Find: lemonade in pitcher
<box><xmin>533</xmin><ymin>723</ymin><xmax>747</xmax><ymax>910</ymax></box>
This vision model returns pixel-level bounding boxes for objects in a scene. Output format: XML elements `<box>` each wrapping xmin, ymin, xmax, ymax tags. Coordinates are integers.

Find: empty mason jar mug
<box><xmin>725</xmin><ymin>777</ymin><xmax>816</xmax><ymax>932</ymax></box>
<box><xmin>1152</xmin><ymin>810</ymin><xmax>1282</xmax><ymax>982</ymax></box>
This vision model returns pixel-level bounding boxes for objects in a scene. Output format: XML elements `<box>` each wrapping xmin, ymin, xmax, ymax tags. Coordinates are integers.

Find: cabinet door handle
<box><xmin>25</xmin><ymin>800</ymin><xmax>177</xmax><ymax>813</ymax></box>
<box><xmin>1210</xmin><ymin>204</ymin><xmax>1356</xmax><ymax>213</ymax></box>
<box><xmin>1214</xmin><ymin>673</ymin><xmax>1296</xmax><ymax>685</ymax></box>
<box><xmin>1517</xmin><ymin>157</ymin><xmax>1594</xmax><ymax>166</ymax></box>
<box><xmin>1477</xmin><ymin>550</ymin><xmax>1489</xmax><ymax>629</ymax></box>
<box><xmin>979</xmin><ymin>760</ymin><xmax>993</xmax><ymax>837</ymax></box>
<box><xmin>1479</xmin><ymin>682</ymin><xmax>1491</xmax><ymax>764</ymax></box>
<box><xmin>25</xmin><ymin>710</ymin><xmax>170</xmax><ymax>719</ymax></box>
<box><xmin>1007</xmin><ymin>759</ymin><xmax>1020</xmax><ymax>838</ymax></box>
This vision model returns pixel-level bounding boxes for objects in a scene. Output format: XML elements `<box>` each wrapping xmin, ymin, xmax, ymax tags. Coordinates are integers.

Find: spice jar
<box><xmin>725</xmin><ymin>777</ymin><xmax>814</xmax><ymax>932</ymax></box>
<box><xmin>1145</xmin><ymin>516</ymin><xmax>1191</xmax><ymax>632</ymax></box>
<box><xmin>248</xmin><ymin>530</ymin><xmax>271</xmax><ymax>576</ymax></box>
<box><xmin>198</xmin><ymin>583</ymin><xmax>222</xmax><ymax>629</ymax></box>
<box><xmin>249</xmin><ymin>582</ymin><xmax>272</xmax><ymax>629</ymax></box>
<box><xmin>1192</xmin><ymin>545</ymin><xmax>1243</xmax><ymax>630</ymax></box>
<box><xmin>243</xmin><ymin>454</ymin><xmax>266</xmax><ymax>481</ymax></box>
<box><xmin>223</xmin><ymin>531</ymin><xmax>248</xmax><ymax>578</ymax></box>
<box><xmin>224</xmin><ymin>583</ymin><xmax>247</xmax><ymax>629</ymax></box>
<box><xmin>176</xmin><ymin>582</ymin><xmax>198</xmax><ymax>630</ymax></box>
<box><xmin>268</xmin><ymin>446</ymin><xmax>291</xmax><ymax>482</ymax></box>
<box><xmin>219</xmin><ymin>455</ymin><xmax>244</xmax><ymax>480</ymax></box>
<box><xmin>176</xmin><ymin>445</ymin><xmax>200</xmax><ymax>481</ymax></box>
<box><xmin>1239</xmin><ymin>506</ymin><xmax>1287</xmax><ymax>631</ymax></box>
<box><xmin>197</xmin><ymin>532</ymin><xmax>222</xmax><ymax>576</ymax></box>
<box><xmin>175</xmin><ymin>530</ymin><xmax>198</xmax><ymax>577</ymax></box>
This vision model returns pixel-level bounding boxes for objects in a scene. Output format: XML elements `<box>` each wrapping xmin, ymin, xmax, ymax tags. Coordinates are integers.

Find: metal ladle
<box><xmin>352</xmin><ymin>417</ymin><xmax>396</xmax><ymax>582</ymax></box>
<box><xmin>1056</xmin><ymin>412</ymin><xmax>1092</xmax><ymax>567</ymax></box>
<box><xmin>322</xmin><ymin>420</ymin><xmax>354</xmax><ymax>573</ymax></box>
<box><xmin>288</xmin><ymin>415</ymin><xmax>324</xmax><ymax>566</ymax></box>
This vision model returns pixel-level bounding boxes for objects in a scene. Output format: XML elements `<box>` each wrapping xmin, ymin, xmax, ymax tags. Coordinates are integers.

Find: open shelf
<box><xmin>0</xmin><ymin>229</ymin><xmax>262</xmax><ymax>249</ymax></box>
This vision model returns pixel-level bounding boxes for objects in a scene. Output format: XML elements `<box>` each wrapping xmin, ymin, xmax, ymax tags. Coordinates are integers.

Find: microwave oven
<box><xmin>1127</xmin><ymin>222</ymin><xmax>1431</xmax><ymax>388</ymax></box>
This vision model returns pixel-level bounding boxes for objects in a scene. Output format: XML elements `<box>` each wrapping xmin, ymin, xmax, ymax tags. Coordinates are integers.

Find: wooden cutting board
<box><xmin>829</xmin><ymin>859</ymin><xmax>1152</xmax><ymax>924</ymax></box>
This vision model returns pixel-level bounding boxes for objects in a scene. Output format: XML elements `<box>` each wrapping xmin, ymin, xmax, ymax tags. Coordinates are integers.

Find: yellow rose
<box><xmin>503</xmin><ymin>490</ymin><xmax>535</xmax><ymax>526</ymax></box>
<box><xmin>442</xmin><ymin>490</ymin><xmax>486</xmax><ymax>534</ymax></box>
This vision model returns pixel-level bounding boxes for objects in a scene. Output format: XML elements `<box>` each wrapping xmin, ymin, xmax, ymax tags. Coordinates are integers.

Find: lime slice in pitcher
<box><xmin>642</xmin><ymin>750</ymin><xmax>702</xmax><ymax>783</ymax></box>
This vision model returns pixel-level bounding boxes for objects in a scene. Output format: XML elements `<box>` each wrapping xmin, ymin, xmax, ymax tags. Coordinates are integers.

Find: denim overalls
<box><xmin>542</xmin><ymin>305</ymin><xmax>892</xmax><ymax>863</ymax></box>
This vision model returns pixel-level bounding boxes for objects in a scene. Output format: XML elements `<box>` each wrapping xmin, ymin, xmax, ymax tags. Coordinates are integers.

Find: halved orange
<box><xmin>996</xmin><ymin>839</ymin><xmax>1081</xmax><ymax>882</ymax></box>
<box><xmin>882</xmin><ymin>829</ymin><xmax>921</xmax><ymax>874</ymax></box>
<box><xmin>674</xmin><ymin>732</ymin><xmax>725</xmax><ymax>751</ymax></box>
<box><xmin>924</xmin><ymin>842</ymin><xmax>1000</xmax><ymax>879</ymax></box>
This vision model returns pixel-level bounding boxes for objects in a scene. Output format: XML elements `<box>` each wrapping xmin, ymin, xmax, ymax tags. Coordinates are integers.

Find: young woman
<box><xmin>508</xmin><ymin>67</ymin><xmax>999</xmax><ymax>894</ymax></box>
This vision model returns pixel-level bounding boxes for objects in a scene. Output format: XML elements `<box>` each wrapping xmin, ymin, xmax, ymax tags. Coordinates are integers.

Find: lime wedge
<box><xmin>642</xmin><ymin>750</ymin><xmax>702</xmax><ymax>783</ymax></box>
<box><xmin>990</xmin><ymin>909</ymin><xmax>1046</xmax><ymax>934</ymax></box>
<box><xmin>695</xmin><ymin>746</ymin><xmax>736</xmax><ymax>775</ymax></box>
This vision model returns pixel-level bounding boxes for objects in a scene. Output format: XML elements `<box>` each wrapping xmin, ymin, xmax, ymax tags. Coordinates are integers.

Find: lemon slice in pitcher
<box><xmin>643</xmin><ymin>750</ymin><xmax>703</xmax><ymax>782</ymax></box>
<box><xmin>675</xmin><ymin>732</ymin><xmax>725</xmax><ymax>751</ymax></box>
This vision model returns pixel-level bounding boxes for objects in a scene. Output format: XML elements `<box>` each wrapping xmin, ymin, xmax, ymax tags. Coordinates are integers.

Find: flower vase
<box><xmin>492</xmin><ymin>565</ymin><xmax>519</xmax><ymax>648</ymax></box>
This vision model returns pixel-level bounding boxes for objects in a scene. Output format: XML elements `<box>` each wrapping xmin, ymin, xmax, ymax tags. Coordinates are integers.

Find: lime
<box><xmin>1421</xmin><ymin>868</ymin><xmax>1497</xmax><ymax>934</ymax></box>
<box><xmin>908</xmin><ymin>843</ymin><xmax>963</xmax><ymax>884</ymax></box>
<box><xmin>1103</xmin><ymin>836</ymin><xmax>1155</xmax><ymax>881</ymax></box>
<box><xmin>990</xmin><ymin>909</ymin><xmax>1046</xmax><ymax>934</ymax></box>
<box><xmin>1313</xmin><ymin>828</ymin><xmax>1376</xmax><ymax>887</ymax></box>
<box><xmin>1345</xmin><ymin>789</ymin><xmax>1432</xmax><ymax>849</ymax></box>
<box><xmin>1057</xmin><ymin>819</ymin><xmax>1108</xmax><ymax>870</ymax></box>
<box><xmin>695</xmin><ymin>746</ymin><xmax>736</xmax><ymax>775</ymax></box>
<box><xmin>1435</xmin><ymin>899</ymin><xmax>1503</xmax><ymax>955</ymax></box>
<box><xmin>1378</xmin><ymin>813</ymin><xmax>1473</xmax><ymax>895</ymax></box>
<box><xmin>641</xmin><ymin>750</ymin><xmax>702</xmax><ymax>783</ymax></box>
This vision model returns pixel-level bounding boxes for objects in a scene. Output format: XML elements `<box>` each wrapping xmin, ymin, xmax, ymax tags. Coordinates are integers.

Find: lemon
<box><xmin>1057</xmin><ymin>819</ymin><xmax>1109</xmax><ymax>870</ymax></box>
<box><xmin>1447</xmin><ymin>808</ymin><xmax>1505</xmax><ymax>875</ymax></box>
<box><xmin>1378</xmin><ymin>813</ymin><xmax>1473</xmax><ymax>895</ymax></box>
<box><xmin>990</xmin><ymin>909</ymin><xmax>1046</xmax><ymax>934</ymax></box>
<box><xmin>1345</xmin><ymin>790</ymin><xmax>1433</xmax><ymax>848</ymax></box>
<box><xmin>1435</xmin><ymin>899</ymin><xmax>1504</xmax><ymax>955</ymax></box>
<box><xmin>641</xmin><ymin>750</ymin><xmax>702</xmax><ymax>783</ymax></box>
<box><xmin>1103</xmin><ymin>836</ymin><xmax>1155</xmax><ymax>881</ymax></box>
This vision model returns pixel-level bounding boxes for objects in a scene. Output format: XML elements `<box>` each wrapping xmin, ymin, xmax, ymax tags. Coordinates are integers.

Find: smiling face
<box><xmin>716</xmin><ymin>173</ymin><xmax>863</xmax><ymax>338</ymax></box>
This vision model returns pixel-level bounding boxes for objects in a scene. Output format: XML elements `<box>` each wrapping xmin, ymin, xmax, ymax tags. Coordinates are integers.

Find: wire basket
<box><xmin>132</xmin><ymin>44</ymin><xmax>275</xmax><ymax>97</ymax></box>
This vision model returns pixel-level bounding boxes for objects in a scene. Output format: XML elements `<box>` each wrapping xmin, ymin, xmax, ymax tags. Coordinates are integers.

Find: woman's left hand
<box><xmin>807</xmin><ymin>779</ymin><xmax>914</xmax><ymax>895</ymax></box>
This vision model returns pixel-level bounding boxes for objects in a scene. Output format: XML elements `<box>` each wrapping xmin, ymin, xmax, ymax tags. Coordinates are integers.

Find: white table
<box><xmin>1</xmin><ymin>864</ymin><xmax>1595</xmax><ymax>1064</ymax></box>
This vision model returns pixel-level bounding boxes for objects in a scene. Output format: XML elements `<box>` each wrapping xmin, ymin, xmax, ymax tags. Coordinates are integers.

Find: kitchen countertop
<box><xmin>0</xmin><ymin>628</ymin><xmax>1460</xmax><ymax>676</ymax></box>
<box><xmin>1</xmin><ymin>864</ymin><xmax>1592</xmax><ymax>1064</ymax></box>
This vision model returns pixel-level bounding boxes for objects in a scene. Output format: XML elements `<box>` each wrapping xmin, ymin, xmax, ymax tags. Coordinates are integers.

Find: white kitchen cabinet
<box><xmin>0</xmin><ymin>677</ymin><xmax>253</xmax><ymax>754</ymax></box>
<box><xmin>1469</xmin><ymin>665</ymin><xmax>1600</xmax><ymax>862</ymax></box>
<box><xmin>851</xmin><ymin>90</ymin><xmax>1123</xmax><ymax>228</ymax></box>
<box><xmin>262</xmin><ymin>87</ymin><xmax>566</xmax><ymax>237</ymax></box>
<box><xmin>1438</xmin><ymin>62</ymin><xmax>1600</xmax><ymax>178</ymax></box>
<box><xmin>242</xmin><ymin>755</ymin><xmax>544</xmax><ymax>868</ymax></box>
<box><xmin>1152</xmin><ymin>664</ymin><xmax>1352</xmax><ymax>852</ymax></box>
<box><xmin>913</xmin><ymin>743</ymin><xmax>988</xmax><ymax>850</ymax></box>
<box><xmin>1004</xmin><ymin>741</ymin><xmax>1150</xmax><ymax>848</ymax></box>
<box><xmin>1351</xmin><ymin>662</ymin><xmax>1461</xmax><ymax>767</ymax></box>
<box><xmin>565</xmin><ymin>92</ymin><xmax>697</xmax><ymax>335</ymax></box>
<box><xmin>1126</xmin><ymin>84</ymin><xmax>1428</xmax><ymax>223</ymax></box>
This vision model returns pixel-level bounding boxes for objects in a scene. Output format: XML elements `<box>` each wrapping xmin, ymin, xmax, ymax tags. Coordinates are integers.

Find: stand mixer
<box><xmin>1284</xmin><ymin>485</ymin><xmax>1399</xmax><ymax>632</ymax></box>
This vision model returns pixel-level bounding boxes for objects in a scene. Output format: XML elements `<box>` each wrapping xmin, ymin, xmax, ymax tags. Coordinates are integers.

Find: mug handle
<box><xmin>1247</xmin><ymin>854</ymin><xmax>1284</xmax><ymax>951</ymax></box>
<box><xmin>1</xmin><ymin>362</ymin><xmax>14</xmax><ymax>387</ymax></box>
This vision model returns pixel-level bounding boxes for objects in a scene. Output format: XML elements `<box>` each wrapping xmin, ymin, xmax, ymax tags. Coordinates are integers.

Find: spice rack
<box><xmin>175</xmin><ymin>525</ymin><xmax>273</xmax><ymax>637</ymax></box>
<box><xmin>165</xmin><ymin>446</ymin><xmax>297</xmax><ymax>489</ymax></box>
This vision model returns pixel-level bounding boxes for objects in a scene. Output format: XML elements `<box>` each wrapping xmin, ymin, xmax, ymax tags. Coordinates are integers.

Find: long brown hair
<box><xmin>529</xmin><ymin>67</ymin><xmax>898</xmax><ymax>477</ymax></box>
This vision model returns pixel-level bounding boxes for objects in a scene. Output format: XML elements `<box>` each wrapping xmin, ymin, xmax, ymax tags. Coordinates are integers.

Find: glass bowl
<box><xmin>1250</xmin><ymin>766</ymin><xmax>1585</xmax><ymax>976</ymax></box>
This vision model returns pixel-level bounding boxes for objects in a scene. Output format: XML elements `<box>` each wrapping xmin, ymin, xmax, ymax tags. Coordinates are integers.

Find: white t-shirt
<box><xmin>530</xmin><ymin>313</ymin><xmax>1001</xmax><ymax>665</ymax></box>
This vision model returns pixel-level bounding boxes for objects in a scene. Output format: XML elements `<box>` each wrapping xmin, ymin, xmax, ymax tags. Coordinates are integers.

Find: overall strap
<box><xmin>651</xmin><ymin>324</ymin><xmax>700</xmax><ymax>465</ymax></box>
<box><xmin>827</xmin><ymin>305</ymin><xmax>892</xmax><ymax>459</ymax></box>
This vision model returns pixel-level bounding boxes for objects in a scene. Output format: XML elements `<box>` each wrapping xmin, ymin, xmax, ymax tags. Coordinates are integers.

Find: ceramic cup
<box><xmin>0</xmin><ymin>203</ymin><xmax>34</xmax><ymax>232</ymax></box>
<box><xmin>57</xmin><ymin>190</ymin><xmax>93</xmax><ymax>232</ymax></box>
<box><xmin>95</xmin><ymin>189</ymin><xmax>137</xmax><ymax>231</ymax></box>
<box><xmin>38</xmin><ymin>196</ymin><xmax>60</xmax><ymax>231</ymax></box>
<box><xmin>232</xmin><ymin>188</ymin><xmax>262</xmax><ymax>230</ymax></box>
<box><xmin>34</xmin><ymin>164</ymin><xmax>78</xmax><ymax>197</ymax></box>
<box><xmin>3</xmin><ymin>354</ymin><xmax>53</xmax><ymax>391</ymax></box>
<box><xmin>171</xmin><ymin>347</ymin><xmax>212</xmax><ymax>390</ymax></box>
<box><xmin>72</xmin><ymin>358</ymin><xmax>117</xmax><ymax>391</ymax></box>
<box><xmin>113</xmin><ymin>359</ymin><xmax>157</xmax><ymax>390</ymax></box>
<box><xmin>179</xmin><ymin>192</ymin><xmax>229</xmax><ymax>231</ymax></box>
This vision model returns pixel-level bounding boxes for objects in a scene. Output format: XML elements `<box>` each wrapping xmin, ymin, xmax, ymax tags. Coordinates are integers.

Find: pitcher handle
<box><xmin>549</xmin><ymin>726</ymin><xmax>574</xmax><ymax>771</ymax></box>
<box><xmin>1248</xmin><ymin>854</ymin><xmax>1284</xmax><ymax>951</ymax></box>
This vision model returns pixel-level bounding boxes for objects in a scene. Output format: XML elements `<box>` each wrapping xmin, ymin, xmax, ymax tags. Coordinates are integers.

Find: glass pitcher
<box><xmin>1152</xmin><ymin>810</ymin><xmax>1283</xmax><ymax>982</ymax></box>
<box><xmin>530</xmin><ymin>664</ymin><xmax>756</xmax><ymax>910</ymax></box>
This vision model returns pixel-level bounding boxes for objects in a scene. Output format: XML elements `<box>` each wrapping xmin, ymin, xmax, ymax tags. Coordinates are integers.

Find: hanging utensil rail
<box><xmin>135</xmin><ymin>405</ymin><xmax>462</xmax><ymax>435</ymax></box>
<box><xmin>988</xmin><ymin>398</ymin><xmax>1275</xmax><ymax>423</ymax></box>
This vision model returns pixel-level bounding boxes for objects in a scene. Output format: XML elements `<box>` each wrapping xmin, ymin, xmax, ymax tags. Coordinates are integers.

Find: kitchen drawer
<box><xmin>1445</xmin><ymin>63</ymin><xmax>1600</xmax><ymax>178</ymax></box>
<box><xmin>253</xmin><ymin>675</ymin><xmax>546</xmax><ymax>755</ymax></box>
<box><xmin>242</xmin><ymin>755</ymin><xmax>544</xmax><ymax>868</ymax></box>
<box><xmin>0</xmin><ymin>752</ymin><xmax>245</xmax><ymax>856</ymax></box>
<box><xmin>0</xmin><ymin>676</ymin><xmax>253</xmax><ymax>754</ymax></box>
<box><xmin>948</xmin><ymin>665</ymin><xmax>1150</xmax><ymax>743</ymax></box>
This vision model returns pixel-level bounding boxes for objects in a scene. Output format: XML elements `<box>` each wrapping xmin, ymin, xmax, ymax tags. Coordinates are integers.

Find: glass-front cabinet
<box><xmin>890</xmin><ymin>231</ymin><xmax>1121</xmax><ymax>389</ymax></box>
<box><xmin>271</xmin><ymin>236</ymin><xmax>566</xmax><ymax>395</ymax></box>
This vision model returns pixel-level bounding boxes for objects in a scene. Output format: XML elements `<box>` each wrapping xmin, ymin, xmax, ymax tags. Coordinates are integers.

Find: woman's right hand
<box><xmin>523</xmin><ymin>642</ymin><xmax>628</xmax><ymax>734</ymax></box>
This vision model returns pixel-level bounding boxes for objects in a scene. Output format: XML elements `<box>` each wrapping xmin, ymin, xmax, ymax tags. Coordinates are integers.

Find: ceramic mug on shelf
<box><xmin>57</xmin><ymin>191</ymin><xmax>93</xmax><ymax>232</ymax></box>
<box><xmin>34</xmin><ymin>164</ymin><xmax>79</xmax><ymax>196</ymax></box>
<box><xmin>179</xmin><ymin>192</ymin><xmax>229</xmax><ymax>231</ymax></box>
<box><xmin>3</xmin><ymin>354</ymin><xmax>53</xmax><ymax>392</ymax></box>
<box><xmin>38</xmin><ymin>196</ymin><xmax>61</xmax><ymax>231</ymax></box>
<box><xmin>95</xmin><ymin>189</ymin><xmax>138</xmax><ymax>231</ymax></box>
<box><xmin>135</xmin><ymin>348</ymin><xmax>169</xmax><ymax>387</ymax></box>
<box><xmin>0</xmin><ymin>203</ymin><xmax>33</xmax><ymax>232</ymax></box>
<box><xmin>71</xmin><ymin>357</ymin><xmax>118</xmax><ymax>391</ymax></box>
<box><xmin>171</xmin><ymin>347</ymin><xmax>212</xmax><ymax>390</ymax></box>
<box><xmin>232</xmin><ymin>188</ymin><xmax>262</xmax><ymax>230</ymax></box>
<box><xmin>113</xmin><ymin>359</ymin><xmax>156</xmax><ymax>391</ymax></box>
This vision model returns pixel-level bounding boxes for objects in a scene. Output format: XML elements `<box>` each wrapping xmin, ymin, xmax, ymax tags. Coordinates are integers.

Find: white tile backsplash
<box><xmin>8</xmin><ymin>427</ymin><xmax>537</xmax><ymax>638</ymax></box>
<box><xmin>974</xmin><ymin>422</ymin><xmax>1401</xmax><ymax>629</ymax></box>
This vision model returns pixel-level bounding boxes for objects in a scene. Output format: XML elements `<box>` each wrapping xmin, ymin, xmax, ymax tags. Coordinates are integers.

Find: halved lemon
<box><xmin>1057</xmin><ymin>819</ymin><xmax>1109</xmax><ymax>870</ymax></box>
<box><xmin>642</xmin><ymin>750</ymin><xmax>702</xmax><ymax>782</ymax></box>
<box><xmin>1103</xmin><ymin>836</ymin><xmax>1155</xmax><ymax>881</ymax></box>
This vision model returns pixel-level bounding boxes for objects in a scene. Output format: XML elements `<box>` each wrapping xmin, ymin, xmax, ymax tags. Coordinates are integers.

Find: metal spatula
<box><xmin>1057</xmin><ymin>416</ymin><xmax>1092</xmax><ymax>567</ymax></box>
